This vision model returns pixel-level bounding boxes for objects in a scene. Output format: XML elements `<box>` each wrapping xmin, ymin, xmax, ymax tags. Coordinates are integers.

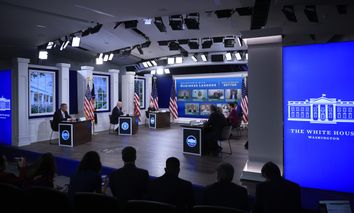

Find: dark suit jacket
<box><xmin>228</xmin><ymin>108</ymin><xmax>241</xmax><ymax>128</ymax></box>
<box><xmin>111</xmin><ymin>106</ymin><xmax>123</xmax><ymax>124</ymax></box>
<box><xmin>52</xmin><ymin>110</ymin><xmax>71</xmax><ymax>131</ymax></box>
<box><xmin>147</xmin><ymin>173</ymin><xmax>194</xmax><ymax>212</ymax></box>
<box><xmin>204</xmin><ymin>111</ymin><xmax>227</xmax><ymax>141</ymax></box>
<box><xmin>203</xmin><ymin>181</ymin><xmax>249</xmax><ymax>211</ymax></box>
<box><xmin>254</xmin><ymin>178</ymin><xmax>301</xmax><ymax>213</ymax></box>
<box><xmin>109</xmin><ymin>164</ymin><xmax>149</xmax><ymax>201</ymax></box>
<box><xmin>145</xmin><ymin>107</ymin><xmax>156</xmax><ymax>117</ymax></box>
<box><xmin>68</xmin><ymin>170</ymin><xmax>102</xmax><ymax>195</ymax></box>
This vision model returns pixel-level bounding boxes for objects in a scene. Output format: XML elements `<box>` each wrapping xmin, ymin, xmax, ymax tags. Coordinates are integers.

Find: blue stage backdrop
<box><xmin>0</xmin><ymin>69</ymin><xmax>12</xmax><ymax>145</ymax></box>
<box><xmin>283</xmin><ymin>41</ymin><xmax>354</xmax><ymax>193</ymax></box>
<box><xmin>176</xmin><ymin>77</ymin><xmax>243</xmax><ymax>118</ymax></box>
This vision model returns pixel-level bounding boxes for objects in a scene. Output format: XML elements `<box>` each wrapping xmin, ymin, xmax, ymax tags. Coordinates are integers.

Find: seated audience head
<box><xmin>78</xmin><ymin>151</ymin><xmax>102</xmax><ymax>174</ymax></box>
<box><xmin>0</xmin><ymin>155</ymin><xmax>6</xmax><ymax>172</ymax></box>
<box><xmin>261</xmin><ymin>162</ymin><xmax>282</xmax><ymax>181</ymax></box>
<box><xmin>35</xmin><ymin>153</ymin><xmax>56</xmax><ymax>178</ymax></box>
<box><xmin>60</xmin><ymin>103</ymin><xmax>68</xmax><ymax>112</ymax></box>
<box><xmin>216</xmin><ymin>163</ymin><xmax>234</xmax><ymax>183</ymax></box>
<box><xmin>165</xmin><ymin>157</ymin><xmax>180</xmax><ymax>176</ymax></box>
<box><xmin>210</xmin><ymin>105</ymin><xmax>217</xmax><ymax>113</ymax></box>
<box><xmin>117</xmin><ymin>101</ymin><xmax>123</xmax><ymax>108</ymax></box>
<box><xmin>229</xmin><ymin>103</ymin><xmax>235</xmax><ymax>109</ymax></box>
<box><xmin>122</xmin><ymin>146</ymin><xmax>136</xmax><ymax>164</ymax></box>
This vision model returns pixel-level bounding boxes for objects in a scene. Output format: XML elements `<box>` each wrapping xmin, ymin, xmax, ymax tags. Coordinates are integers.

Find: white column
<box><xmin>108</xmin><ymin>69</ymin><xmax>120</xmax><ymax>108</ymax></box>
<box><xmin>143</xmin><ymin>74</ymin><xmax>153</xmax><ymax>122</ymax></box>
<box><xmin>56</xmin><ymin>63</ymin><xmax>71</xmax><ymax>108</ymax></box>
<box><xmin>12</xmin><ymin>58</ymin><xmax>30</xmax><ymax>146</ymax></box>
<box><xmin>121</xmin><ymin>72</ymin><xmax>135</xmax><ymax>115</ymax></box>
<box><xmin>77</xmin><ymin>66</ymin><xmax>94</xmax><ymax>117</ymax></box>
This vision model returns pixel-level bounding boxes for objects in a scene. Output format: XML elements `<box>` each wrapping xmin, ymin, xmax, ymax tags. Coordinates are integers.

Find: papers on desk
<box><xmin>78</xmin><ymin>117</ymin><xmax>86</xmax><ymax>121</ymax></box>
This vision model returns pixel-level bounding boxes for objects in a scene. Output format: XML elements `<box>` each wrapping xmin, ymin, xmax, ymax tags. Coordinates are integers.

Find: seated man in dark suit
<box><xmin>254</xmin><ymin>162</ymin><xmax>301</xmax><ymax>213</ymax></box>
<box><xmin>109</xmin><ymin>146</ymin><xmax>149</xmax><ymax>202</ymax></box>
<box><xmin>111</xmin><ymin>101</ymin><xmax>123</xmax><ymax>130</ymax></box>
<box><xmin>52</xmin><ymin>103</ymin><xmax>71</xmax><ymax>131</ymax></box>
<box><xmin>145</xmin><ymin>102</ymin><xmax>157</xmax><ymax>118</ymax></box>
<box><xmin>204</xmin><ymin>105</ymin><xmax>228</xmax><ymax>155</ymax></box>
<box><xmin>203</xmin><ymin>163</ymin><xmax>249</xmax><ymax>211</ymax></box>
<box><xmin>147</xmin><ymin>157</ymin><xmax>194</xmax><ymax>212</ymax></box>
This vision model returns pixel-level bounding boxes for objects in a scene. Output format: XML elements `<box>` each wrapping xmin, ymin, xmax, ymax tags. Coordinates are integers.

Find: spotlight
<box><xmin>225</xmin><ymin>52</ymin><xmax>232</xmax><ymax>61</ymax></box>
<box><xmin>91</xmin><ymin>23</ymin><xmax>103</xmax><ymax>34</ymax></box>
<box><xmin>191</xmin><ymin>54</ymin><xmax>198</xmax><ymax>62</ymax></box>
<box><xmin>60</xmin><ymin>39</ymin><xmax>69</xmax><ymax>51</ymax></box>
<box><xmin>236</xmin><ymin>37</ymin><xmax>244</xmax><ymax>47</ymax></box>
<box><xmin>154</xmin><ymin>17</ymin><xmax>167</xmax><ymax>32</ymax></box>
<box><xmin>157</xmin><ymin>68</ymin><xmax>164</xmax><ymax>75</ymax></box>
<box><xmin>38</xmin><ymin>50</ymin><xmax>48</xmax><ymax>60</ymax></box>
<box><xmin>224</xmin><ymin>37</ymin><xmax>235</xmax><ymax>48</ymax></box>
<box><xmin>96</xmin><ymin>57</ymin><xmax>103</xmax><ymax>65</ymax></box>
<box><xmin>103</xmin><ymin>54</ymin><xmax>109</xmax><ymax>62</ymax></box>
<box><xmin>124</xmin><ymin>20</ymin><xmax>138</xmax><ymax>28</ymax></box>
<box><xmin>142</xmin><ymin>62</ymin><xmax>149</xmax><ymax>68</ymax></box>
<box><xmin>184</xmin><ymin>13</ymin><xmax>199</xmax><ymax>30</ymax></box>
<box><xmin>144</xmin><ymin>18</ymin><xmax>152</xmax><ymax>25</ymax></box>
<box><xmin>169</xmin><ymin>15</ymin><xmax>184</xmax><ymax>30</ymax></box>
<box><xmin>201</xmin><ymin>54</ymin><xmax>207</xmax><ymax>62</ymax></box>
<box><xmin>202</xmin><ymin>38</ymin><xmax>213</xmax><ymax>49</ymax></box>
<box><xmin>188</xmin><ymin>39</ymin><xmax>199</xmax><ymax>49</ymax></box>
<box><xmin>137</xmin><ymin>46</ymin><xmax>143</xmax><ymax>55</ymax></box>
<box><xmin>304</xmin><ymin>5</ymin><xmax>318</xmax><ymax>23</ymax></box>
<box><xmin>164</xmin><ymin>69</ymin><xmax>170</xmax><ymax>74</ymax></box>
<box><xmin>215</xmin><ymin>9</ymin><xmax>234</xmax><ymax>18</ymax></box>
<box><xmin>99</xmin><ymin>53</ymin><xmax>103</xmax><ymax>58</ymax></box>
<box><xmin>109</xmin><ymin>53</ymin><xmax>114</xmax><ymax>61</ymax></box>
<box><xmin>151</xmin><ymin>70</ymin><xmax>156</xmax><ymax>75</ymax></box>
<box><xmin>168</xmin><ymin>57</ymin><xmax>175</xmax><ymax>65</ymax></box>
<box><xmin>151</xmin><ymin>60</ymin><xmax>157</xmax><ymax>66</ymax></box>
<box><xmin>81</xmin><ymin>28</ymin><xmax>91</xmax><ymax>37</ymax></box>
<box><xmin>72</xmin><ymin>36</ymin><xmax>81</xmax><ymax>47</ymax></box>
<box><xmin>169</xmin><ymin>41</ymin><xmax>180</xmax><ymax>51</ymax></box>
<box><xmin>147</xmin><ymin>61</ymin><xmax>153</xmax><ymax>67</ymax></box>
<box><xmin>235</xmin><ymin>52</ymin><xmax>242</xmax><ymax>60</ymax></box>
<box><xmin>46</xmin><ymin>42</ymin><xmax>54</xmax><ymax>49</ymax></box>
<box><xmin>282</xmin><ymin>5</ymin><xmax>297</xmax><ymax>22</ymax></box>
<box><xmin>141</xmin><ymin>41</ymin><xmax>151</xmax><ymax>48</ymax></box>
<box><xmin>175</xmin><ymin>56</ymin><xmax>183</xmax><ymax>64</ymax></box>
<box><xmin>63</xmin><ymin>40</ymin><xmax>70</xmax><ymax>49</ymax></box>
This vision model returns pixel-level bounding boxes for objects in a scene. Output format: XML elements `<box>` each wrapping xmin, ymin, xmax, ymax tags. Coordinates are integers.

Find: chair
<box><xmin>109</xmin><ymin>114</ymin><xmax>118</xmax><ymax>134</ymax></box>
<box><xmin>192</xmin><ymin>205</ymin><xmax>248</xmax><ymax>213</ymax></box>
<box><xmin>26</xmin><ymin>186</ymin><xmax>71</xmax><ymax>213</ymax></box>
<box><xmin>49</xmin><ymin>120</ymin><xmax>58</xmax><ymax>145</ymax></box>
<box><xmin>0</xmin><ymin>183</ymin><xmax>25</xmax><ymax>213</ymax></box>
<box><xmin>125</xmin><ymin>200</ymin><xmax>177</xmax><ymax>213</ymax></box>
<box><xmin>218</xmin><ymin>125</ymin><xmax>233</xmax><ymax>154</ymax></box>
<box><xmin>74</xmin><ymin>192</ymin><xmax>120</xmax><ymax>213</ymax></box>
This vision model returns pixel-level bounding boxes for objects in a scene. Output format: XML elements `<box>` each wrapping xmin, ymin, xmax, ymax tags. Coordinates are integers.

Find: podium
<box><xmin>59</xmin><ymin>120</ymin><xmax>92</xmax><ymax>147</ymax></box>
<box><xmin>180</xmin><ymin>123</ymin><xmax>206</xmax><ymax>156</ymax></box>
<box><xmin>149</xmin><ymin>112</ymin><xmax>170</xmax><ymax>129</ymax></box>
<box><xmin>118</xmin><ymin>115</ymin><xmax>138</xmax><ymax>135</ymax></box>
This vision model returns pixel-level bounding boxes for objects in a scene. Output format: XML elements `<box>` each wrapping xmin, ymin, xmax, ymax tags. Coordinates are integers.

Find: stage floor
<box><xmin>21</xmin><ymin>124</ymin><xmax>248</xmax><ymax>186</ymax></box>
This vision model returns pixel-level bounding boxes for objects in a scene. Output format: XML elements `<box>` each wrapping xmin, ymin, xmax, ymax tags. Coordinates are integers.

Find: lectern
<box><xmin>149</xmin><ymin>111</ymin><xmax>170</xmax><ymax>129</ymax></box>
<box><xmin>118</xmin><ymin>115</ymin><xmax>138</xmax><ymax>135</ymax></box>
<box><xmin>59</xmin><ymin>120</ymin><xmax>92</xmax><ymax>147</ymax></box>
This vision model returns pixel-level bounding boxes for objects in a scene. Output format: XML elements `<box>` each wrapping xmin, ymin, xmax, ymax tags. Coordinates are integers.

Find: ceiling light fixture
<box><xmin>151</xmin><ymin>70</ymin><xmax>156</xmax><ymax>75</ymax></box>
<box><xmin>164</xmin><ymin>69</ymin><xmax>170</xmax><ymax>74</ymax></box>
<box><xmin>72</xmin><ymin>36</ymin><xmax>81</xmax><ymax>47</ymax></box>
<box><xmin>201</xmin><ymin>54</ymin><xmax>207</xmax><ymax>62</ymax></box>
<box><xmin>46</xmin><ymin>42</ymin><xmax>54</xmax><ymax>49</ymax></box>
<box><xmin>225</xmin><ymin>52</ymin><xmax>232</xmax><ymax>61</ymax></box>
<box><xmin>175</xmin><ymin>56</ymin><xmax>183</xmax><ymax>64</ymax></box>
<box><xmin>167</xmin><ymin>57</ymin><xmax>175</xmax><ymax>65</ymax></box>
<box><xmin>191</xmin><ymin>54</ymin><xmax>198</xmax><ymax>62</ymax></box>
<box><xmin>157</xmin><ymin>68</ymin><xmax>164</xmax><ymax>75</ymax></box>
<box><xmin>38</xmin><ymin>50</ymin><xmax>48</xmax><ymax>60</ymax></box>
<box><xmin>109</xmin><ymin>53</ymin><xmax>114</xmax><ymax>61</ymax></box>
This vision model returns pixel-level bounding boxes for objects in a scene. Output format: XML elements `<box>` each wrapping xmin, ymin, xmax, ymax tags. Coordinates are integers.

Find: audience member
<box><xmin>109</xmin><ymin>146</ymin><xmax>149</xmax><ymax>201</ymax></box>
<box><xmin>254</xmin><ymin>162</ymin><xmax>301</xmax><ymax>213</ymax></box>
<box><xmin>147</xmin><ymin>157</ymin><xmax>194</xmax><ymax>212</ymax></box>
<box><xmin>28</xmin><ymin>153</ymin><xmax>56</xmax><ymax>188</ymax></box>
<box><xmin>0</xmin><ymin>155</ymin><xmax>26</xmax><ymax>187</ymax></box>
<box><xmin>68</xmin><ymin>151</ymin><xmax>102</xmax><ymax>195</ymax></box>
<box><xmin>203</xmin><ymin>163</ymin><xmax>249</xmax><ymax>211</ymax></box>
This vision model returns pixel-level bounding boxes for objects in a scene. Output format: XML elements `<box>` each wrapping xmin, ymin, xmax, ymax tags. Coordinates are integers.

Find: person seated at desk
<box><xmin>204</xmin><ymin>105</ymin><xmax>228</xmax><ymax>155</ymax></box>
<box><xmin>111</xmin><ymin>101</ymin><xmax>123</xmax><ymax>130</ymax></box>
<box><xmin>145</xmin><ymin>102</ymin><xmax>157</xmax><ymax>118</ymax></box>
<box><xmin>53</xmin><ymin>103</ymin><xmax>71</xmax><ymax>131</ymax></box>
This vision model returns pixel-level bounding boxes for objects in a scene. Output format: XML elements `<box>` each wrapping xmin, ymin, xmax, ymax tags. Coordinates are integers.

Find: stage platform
<box><xmin>20</xmin><ymin>124</ymin><xmax>248</xmax><ymax>186</ymax></box>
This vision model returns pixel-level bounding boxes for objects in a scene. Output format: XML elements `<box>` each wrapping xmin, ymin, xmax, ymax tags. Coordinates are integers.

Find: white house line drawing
<box><xmin>287</xmin><ymin>94</ymin><xmax>354</xmax><ymax>124</ymax></box>
<box><xmin>0</xmin><ymin>96</ymin><xmax>11</xmax><ymax>111</ymax></box>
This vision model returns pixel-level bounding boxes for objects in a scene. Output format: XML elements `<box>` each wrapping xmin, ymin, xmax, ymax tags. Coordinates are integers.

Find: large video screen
<box><xmin>0</xmin><ymin>69</ymin><xmax>11</xmax><ymax>145</ymax></box>
<box><xmin>283</xmin><ymin>41</ymin><xmax>354</xmax><ymax>193</ymax></box>
<box><xmin>176</xmin><ymin>77</ymin><xmax>243</xmax><ymax>118</ymax></box>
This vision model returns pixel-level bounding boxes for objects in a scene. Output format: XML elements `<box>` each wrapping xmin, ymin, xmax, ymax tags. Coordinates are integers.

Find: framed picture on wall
<box><xmin>134</xmin><ymin>78</ymin><xmax>146</xmax><ymax>109</ymax></box>
<box><xmin>93</xmin><ymin>74</ymin><xmax>110</xmax><ymax>112</ymax></box>
<box><xmin>29</xmin><ymin>69</ymin><xmax>56</xmax><ymax>117</ymax></box>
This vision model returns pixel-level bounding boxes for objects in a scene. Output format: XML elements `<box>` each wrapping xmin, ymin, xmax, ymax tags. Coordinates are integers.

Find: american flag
<box><xmin>84</xmin><ymin>83</ymin><xmax>95</xmax><ymax>121</ymax></box>
<box><xmin>150</xmin><ymin>77</ymin><xmax>159</xmax><ymax>110</ymax></box>
<box><xmin>241</xmin><ymin>77</ymin><xmax>248</xmax><ymax>122</ymax></box>
<box><xmin>134</xmin><ymin>90</ymin><xmax>141</xmax><ymax>121</ymax></box>
<box><xmin>169</xmin><ymin>81</ymin><xmax>178</xmax><ymax>119</ymax></box>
